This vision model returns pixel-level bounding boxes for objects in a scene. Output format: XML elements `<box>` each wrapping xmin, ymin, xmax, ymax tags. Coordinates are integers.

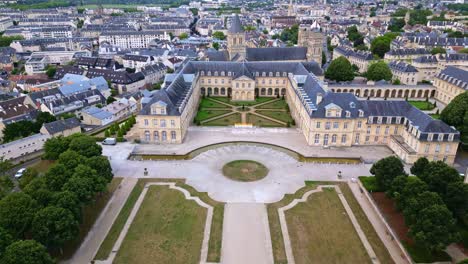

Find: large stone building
<box><xmin>136</xmin><ymin>61</ymin><xmax>460</xmax><ymax>165</ymax></box>
<box><xmin>227</xmin><ymin>15</ymin><xmax>246</xmax><ymax>61</ymax></box>
<box><xmin>298</xmin><ymin>21</ymin><xmax>323</xmax><ymax>64</ymax></box>
<box><xmin>434</xmin><ymin>66</ymin><xmax>468</xmax><ymax>106</ymax></box>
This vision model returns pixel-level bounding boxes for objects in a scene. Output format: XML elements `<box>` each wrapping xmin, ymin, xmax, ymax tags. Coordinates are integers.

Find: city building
<box><xmin>434</xmin><ymin>66</ymin><xmax>468</xmax><ymax>105</ymax></box>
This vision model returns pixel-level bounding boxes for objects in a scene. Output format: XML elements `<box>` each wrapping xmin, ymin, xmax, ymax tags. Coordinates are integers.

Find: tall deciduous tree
<box><xmin>370</xmin><ymin>156</ymin><xmax>406</xmax><ymax>190</ymax></box>
<box><xmin>51</xmin><ymin>191</ymin><xmax>81</xmax><ymax>221</ymax></box>
<box><xmin>68</xmin><ymin>135</ymin><xmax>102</xmax><ymax>158</ymax></box>
<box><xmin>410</xmin><ymin>157</ymin><xmax>429</xmax><ymax>176</ymax></box>
<box><xmin>31</xmin><ymin>206</ymin><xmax>79</xmax><ymax>251</ymax></box>
<box><xmin>2</xmin><ymin>240</ymin><xmax>54</xmax><ymax>264</ymax></box>
<box><xmin>417</xmin><ymin>161</ymin><xmax>461</xmax><ymax>199</ymax></box>
<box><xmin>43</xmin><ymin>136</ymin><xmax>71</xmax><ymax>160</ymax></box>
<box><xmin>0</xmin><ymin>227</ymin><xmax>13</xmax><ymax>259</ymax></box>
<box><xmin>325</xmin><ymin>57</ymin><xmax>355</xmax><ymax>82</ymax></box>
<box><xmin>0</xmin><ymin>193</ymin><xmax>38</xmax><ymax>238</ymax></box>
<box><xmin>366</xmin><ymin>61</ymin><xmax>393</xmax><ymax>81</ymax></box>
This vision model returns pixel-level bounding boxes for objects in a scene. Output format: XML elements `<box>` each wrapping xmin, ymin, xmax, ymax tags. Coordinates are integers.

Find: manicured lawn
<box><xmin>202</xmin><ymin>113</ymin><xmax>241</xmax><ymax>126</ymax></box>
<box><xmin>358</xmin><ymin>176</ymin><xmax>383</xmax><ymax>192</ymax></box>
<box><xmin>199</xmin><ymin>98</ymin><xmax>230</xmax><ymax>109</ymax></box>
<box><xmin>256</xmin><ymin>99</ymin><xmax>288</xmax><ymax>109</ymax></box>
<box><xmin>195</xmin><ymin>109</ymin><xmax>231</xmax><ymax>122</ymax></box>
<box><xmin>247</xmin><ymin>113</ymin><xmax>284</xmax><ymax>127</ymax></box>
<box><xmin>408</xmin><ymin>101</ymin><xmax>435</xmax><ymax>111</ymax></box>
<box><xmin>210</xmin><ymin>96</ymin><xmax>274</xmax><ymax>106</ymax></box>
<box><xmin>95</xmin><ymin>179</ymin><xmax>224</xmax><ymax>263</ymax></box>
<box><xmin>256</xmin><ymin>110</ymin><xmax>293</xmax><ymax>123</ymax></box>
<box><xmin>430</xmin><ymin>114</ymin><xmax>440</xmax><ymax>119</ymax></box>
<box><xmin>222</xmin><ymin>160</ymin><xmax>269</xmax><ymax>182</ymax></box>
<box><xmin>114</xmin><ymin>185</ymin><xmax>207</xmax><ymax>264</ymax></box>
<box><xmin>285</xmin><ymin>188</ymin><xmax>371</xmax><ymax>264</ymax></box>
<box><xmin>56</xmin><ymin>177</ymin><xmax>123</xmax><ymax>260</ymax></box>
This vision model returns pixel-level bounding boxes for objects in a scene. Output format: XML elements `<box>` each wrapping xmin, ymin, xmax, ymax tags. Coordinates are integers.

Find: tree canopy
<box><xmin>366</xmin><ymin>61</ymin><xmax>392</xmax><ymax>81</ymax></box>
<box><xmin>370</xmin><ymin>156</ymin><xmax>406</xmax><ymax>190</ymax></box>
<box><xmin>325</xmin><ymin>57</ymin><xmax>355</xmax><ymax>82</ymax></box>
<box><xmin>370</xmin><ymin>33</ymin><xmax>399</xmax><ymax>58</ymax></box>
<box><xmin>2</xmin><ymin>240</ymin><xmax>54</xmax><ymax>264</ymax></box>
<box><xmin>212</xmin><ymin>31</ymin><xmax>226</xmax><ymax>40</ymax></box>
<box><xmin>440</xmin><ymin>92</ymin><xmax>468</xmax><ymax>145</ymax></box>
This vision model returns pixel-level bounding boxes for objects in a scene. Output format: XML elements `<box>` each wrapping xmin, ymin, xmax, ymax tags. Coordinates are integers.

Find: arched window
<box><xmin>144</xmin><ymin>131</ymin><xmax>150</xmax><ymax>141</ymax></box>
<box><xmin>332</xmin><ymin>134</ymin><xmax>337</xmax><ymax>143</ymax></box>
<box><xmin>154</xmin><ymin>131</ymin><xmax>159</xmax><ymax>141</ymax></box>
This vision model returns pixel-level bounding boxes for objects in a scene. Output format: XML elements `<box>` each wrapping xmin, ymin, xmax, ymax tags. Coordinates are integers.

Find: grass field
<box><xmin>222</xmin><ymin>160</ymin><xmax>269</xmax><ymax>182</ymax></box>
<box><xmin>408</xmin><ymin>101</ymin><xmax>435</xmax><ymax>111</ymax></box>
<box><xmin>199</xmin><ymin>98</ymin><xmax>230</xmax><ymax>109</ymax></box>
<box><xmin>95</xmin><ymin>179</ymin><xmax>224</xmax><ymax>263</ymax></box>
<box><xmin>285</xmin><ymin>188</ymin><xmax>371</xmax><ymax>264</ymax></box>
<box><xmin>56</xmin><ymin>177</ymin><xmax>122</xmax><ymax>260</ymax></box>
<box><xmin>430</xmin><ymin>114</ymin><xmax>440</xmax><ymax>119</ymax></box>
<box><xmin>202</xmin><ymin>113</ymin><xmax>241</xmax><ymax>126</ymax></box>
<box><xmin>209</xmin><ymin>97</ymin><xmax>274</xmax><ymax>106</ymax></box>
<box><xmin>256</xmin><ymin>99</ymin><xmax>288</xmax><ymax>109</ymax></box>
<box><xmin>256</xmin><ymin>110</ymin><xmax>293</xmax><ymax>123</ymax></box>
<box><xmin>114</xmin><ymin>185</ymin><xmax>206</xmax><ymax>264</ymax></box>
<box><xmin>267</xmin><ymin>182</ymin><xmax>393</xmax><ymax>264</ymax></box>
<box><xmin>247</xmin><ymin>114</ymin><xmax>284</xmax><ymax>127</ymax></box>
<box><xmin>195</xmin><ymin>110</ymin><xmax>231</xmax><ymax>122</ymax></box>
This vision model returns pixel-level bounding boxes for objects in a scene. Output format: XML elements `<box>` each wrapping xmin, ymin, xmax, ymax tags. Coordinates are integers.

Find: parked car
<box><xmin>102</xmin><ymin>138</ymin><xmax>117</xmax><ymax>145</ymax></box>
<box><xmin>14</xmin><ymin>168</ymin><xmax>26</xmax><ymax>179</ymax></box>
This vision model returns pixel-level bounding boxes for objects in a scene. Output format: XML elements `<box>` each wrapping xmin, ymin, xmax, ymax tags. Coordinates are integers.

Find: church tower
<box><xmin>227</xmin><ymin>14</ymin><xmax>246</xmax><ymax>61</ymax></box>
<box><xmin>298</xmin><ymin>20</ymin><xmax>323</xmax><ymax>64</ymax></box>
<box><xmin>287</xmin><ymin>0</ymin><xmax>294</xmax><ymax>16</ymax></box>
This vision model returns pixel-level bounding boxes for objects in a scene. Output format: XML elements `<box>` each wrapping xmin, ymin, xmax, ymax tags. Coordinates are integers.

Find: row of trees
<box><xmin>325</xmin><ymin>57</ymin><xmax>393</xmax><ymax>83</ymax></box>
<box><xmin>441</xmin><ymin>92</ymin><xmax>468</xmax><ymax>148</ymax></box>
<box><xmin>0</xmin><ymin>134</ymin><xmax>113</xmax><ymax>263</ymax></box>
<box><xmin>104</xmin><ymin>115</ymin><xmax>136</xmax><ymax>139</ymax></box>
<box><xmin>2</xmin><ymin>112</ymin><xmax>56</xmax><ymax>143</ymax></box>
<box><xmin>370</xmin><ymin>156</ymin><xmax>467</xmax><ymax>253</ymax></box>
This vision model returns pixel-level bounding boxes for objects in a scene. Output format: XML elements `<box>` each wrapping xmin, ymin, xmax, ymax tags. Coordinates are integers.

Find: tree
<box><xmin>444</xmin><ymin>181</ymin><xmax>468</xmax><ymax>222</ymax></box>
<box><xmin>398</xmin><ymin>177</ymin><xmax>428</xmax><ymax>209</ymax></box>
<box><xmin>402</xmin><ymin>191</ymin><xmax>445</xmax><ymax>225</ymax></box>
<box><xmin>441</xmin><ymin>92</ymin><xmax>468</xmax><ymax>144</ymax></box>
<box><xmin>43</xmin><ymin>163</ymin><xmax>71</xmax><ymax>192</ymax></box>
<box><xmin>68</xmin><ymin>135</ymin><xmax>102</xmax><ymax>158</ymax></box>
<box><xmin>58</xmin><ymin>150</ymin><xmax>87</xmax><ymax>170</ymax></box>
<box><xmin>87</xmin><ymin>156</ymin><xmax>113</xmax><ymax>183</ymax></box>
<box><xmin>370</xmin><ymin>156</ymin><xmax>406</xmax><ymax>190</ymax></box>
<box><xmin>0</xmin><ymin>193</ymin><xmax>38</xmax><ymax>238</ymax></box>
<box><xmin>2</xmin><ymin>240</ymin><xmax>54</xmax><ymax>264</ymax></box>
<box><xmin>23</xmin><ymin>177</ymin><xmax>53</xmax><ymax>207</ymax></box>
<box><xmin>366</xmin><ymin>61</ymin><xmax>392</xmax><ymax>81</ymax></box>
<box><xmin>212</xmin><ymin>42</ymin><xmax>219</xmax><ymax>50</ymax></box>
<box><xmin>179</xmin><ymin>33</ymin><xmax>189</xmax><ymax>40</ymax></box>
<box><xmin>106</xmin><ymin>96</ymin><xmax>116</xmax><ymax>104</ymax></box>
<box><xmin>408</xmin><ymin>204</ymin><xmax>459</xmax><ymax>253</ymax></box>
<box><xmin>43</xmin><ymin>136</ymin><xmax>71</xmax><ymax>160</ymax></box>
<box><xmin>51</xmin><ymin>191</ymin><xmax>81</xmax><ymax>221</ymax></box>
<box><xmin>347</xmin><ymin>26</ymin><xmax>362</xmax><ymax>42</ymax></box>
<box><xmin>0</xmin><ymin>227</ymin><xmax>13</xmax><ymax>259</ymax></box>
<box><xmin>62</xmin><ymin>174</ymin><xmax>95</xmax><ymax>204</ymax></box>
<box><xmin>45</xmin><ymin>65</ymin><xmax>56</xmax><ymax>78</ymax></box>
<box><xmin>73</xmin><ymin>165</ymin><xmax>106</xmax><ymax>194</ymax></box>
<box><xmin>410</xmin><ymin>157</ymin><xmax>429</xmax><ymax>176</ymax></box>
<box><xmin>35</xmin><ymin>112</ymin><xmax>56</xmax><ymax>127</ymax></box>
<box><xmin>431</xmin><ymin>47</ymin><xmax>446</xmax><ymax>55</ymax></box>
<box><xmin>388</xmin><ymin>18</ymin><xmax>405</xmax><ymax>32</ymax></box>
<box><xmin>18</xmin><ymin>168</ymin><xmax>38</xmax><ymax>190</ymax></box>
<box><xmin>386</xmin><ymin>175</ymin><xmax>408</xmax><ymax>198</ymax></box>
<box><xmin>0</xmin><ymin>176</ymin><xmax>13</xmax><ymax>200</ymax></box>
<box><xmin>280</xmin><ymin>24</ymin><xmax>299</xmax><ymax>44</ymax></box>
<box><xmin>417</xmin><ymin>161</ymin><xmax>461</xmax><ymax>198</ymax></box>
<box><xmin>31</xmin><ymin>206</ymin><xmax>79</xmax><ymax>251</ymax></box>
<box><xmin>0</xmin><ymin>35</ymin><xmax>23</xmax><ymax>47</ymax></box>
<box><xmin>370</xmin><ymin>36</ymin><xmax>391</xmax><ymax>58</ymax></box>
<box><xmin>212</xmin><ymin>31</ymin><xmax>226</xmax><ymax>40</ymax></box>
<box><xmin>459</xmin><ymin>48</ymin><xmax>468</xmax><ymax>54</ymax></box>
<box><xmin>325</xmin><ymin>57</ymin><xmax>355</xmax><ymax>82</ymax></box>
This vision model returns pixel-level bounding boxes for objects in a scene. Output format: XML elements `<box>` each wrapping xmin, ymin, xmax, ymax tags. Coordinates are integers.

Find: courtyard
<box><xmin>194</xmin><ymin>96</ymin><xmax>294</xmax><ymax>127</ymax></box>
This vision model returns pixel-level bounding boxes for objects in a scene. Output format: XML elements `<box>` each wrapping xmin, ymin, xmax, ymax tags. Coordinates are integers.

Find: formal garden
<box><xmin>194</xmin><ymin>95</ymin><xmax>295</xmax><ymax>127</ymax></box>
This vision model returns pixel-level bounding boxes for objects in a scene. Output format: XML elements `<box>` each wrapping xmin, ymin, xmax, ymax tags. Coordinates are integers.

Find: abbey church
<box><xmin>207</xmin><ymin>14</ymin><xmax>324</xmax><ymax>65</ymax></box>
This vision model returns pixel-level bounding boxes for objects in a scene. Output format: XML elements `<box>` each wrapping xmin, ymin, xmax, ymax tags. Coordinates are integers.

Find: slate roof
<box><xmin>436</xmin><ymin>66</ymin><xmax>468</xmax><ymax>90</ymax></box>
<box><xmin>245</xmin><ymin>47</ymin><xmax>307</xmax><ymax>61</ymax></box>
<box><xmin>413</xmin><ymin>55</ymin><xmax>438</xmax><ymax>63</ymax></box>
<box><xmin>389</xmin><ymin>61</ymin><xmax>418</xmax><ymax>73</ymax></box>
<box><xmin>386</xmin><ymin>48</ymin><xmax>430</xmax><ymax>56</ymax></box>
<box><xmin>42</xmin><ymin>117</ymin><xmax>80</xmax><ymax>135</ymax></box>
<box><xmin>228</xmin><ymin>14</ymin><xmax>244</xmax><ymax>34</ymax></box>
<box><xmin>0</xmin><ymin>96</ymin><xmax>36</xmax><ymax>120</ymax></box>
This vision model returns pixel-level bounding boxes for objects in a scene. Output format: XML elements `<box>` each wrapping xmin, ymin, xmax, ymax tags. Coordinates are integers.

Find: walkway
<box><xmin>221</xmin><ymin>203</ymin><xmax>274</xmax><ymax>264</ymax></box>
<box><xmin>67</xmin><ymin>177</ymin><xmax>137</xmax><ymax>264</ymax></box>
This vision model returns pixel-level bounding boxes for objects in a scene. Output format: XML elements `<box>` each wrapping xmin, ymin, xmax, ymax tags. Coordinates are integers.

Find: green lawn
<box><xmin>114</xmin><ymin>185</ymin><xmax>207</xmax><ymax>264</ymax></box>
<box><xmin>256</xmin><ymin>99</ymin><xmax>288</xmax><ymax>109</ymax></box>
<box><xmin>202</xmin><ymin>113</ymin><xmax>241</xmax><ymax>126</ymax></box>
<box><xmin>358</xmin><ymin>176</ymin><xmax>383</xmax><ymax>192</ymax></box>
<box><xmin>222</xmin><ymin>160</ymin><xmax>269</xmax><ymax>182</ymax></box>
<box><xmin>286</xmin><ymin>188</ymin><xmax>371</xmax><ymax>264</ymax></box>
<box><xmin>209</xmin><ymin>97</ymin><xmax>275</xmax><ymax>106</ymax></box>
<box><xmin>195</xmin><ymin>110</ymin><xmax>231</xmax><ymax>122</ymax></box>
<box><xmin>55</xmin><ymin>177</ymin><xmax>123</xmax><ymax>260</ymax></box>
<box><xmin>256</xmin><ymin>110</ymin><xmax>293</xmax><ymax>123</ymax></box>
<box><xmin>95</xmin><ymin>179</ymin><xmax>224</xmax><ymax>263</ymax></box>
<box><xmin>199</xmin><ymin>98</ymin><xmax>230</xmax><ymax>109</ymax></box>
<box><xmin>408</xmin><ymin>101</ymin><xmax>435</xmax><ymax>111</ymax></box>
<box><xmin>247</xmin><ymin>114</ymin><xmax>284</xmax><ymax>127</ymax></box>
<box><xmin>429</xmin><ymin>114</ymin><xmax>440</xmax><ymax>119</ymax></box>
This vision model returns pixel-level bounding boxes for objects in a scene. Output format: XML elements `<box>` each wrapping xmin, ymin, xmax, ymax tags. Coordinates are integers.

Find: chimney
<box><xmin>316</xmin><ymin>93</ymin><xmax>323</xmax><ymax>105</ymax></box>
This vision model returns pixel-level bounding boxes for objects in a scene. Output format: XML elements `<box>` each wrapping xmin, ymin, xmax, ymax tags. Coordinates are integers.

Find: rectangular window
<box><xmin>314</xmin><ymin>134</ymin><xmax>320</xmax><ymax>144</ymax></box>
<box><xmin>344</xmin><ymin>122</ymin><xmax>348</xmax><ymax>129</ymax></box>
<box><xmin>384</xmin><ymin>126</ymin><xmax>389</xmax><ymax>135</ymax></box>
<box><xmin>333</xmin><ymin>122</ymin><xmax>339</xmax><ymax>129</ymax></box>
<box><xmin>394</xmin><ymin>127</ymin><xmax>398</xmax><ymax>134</ymax></box>
<box><xmin>144</xmin><ymin>119</ymin><xmax>148</xmax><ymax>126</ymax></box>
<box><xmin>435</xmin><ymin>144</ymin><xmax>440</xmax><ymax>153</ymax></box>
<box><xmin>160</xmin><ymin>120</ymin><xmax>166</xmax><ymax>127</ymax></box>
<box><xmin>425</xmin><ymin>144</ymin><xmax>430</xmax><ymax>153</ymax></box>
<box><xmin>316</xmin><ymin>122</ymin><xmax>321</xmax><ymax>129</ymax></box>
<box><xmin>357</xmin><ymin>121</ymin><xmax>362</xmax><ymax>128</ymax></box>
<box><xmin>376</xmin><ymin>126</ymin><xmax>380</xmax><ymax>134</ymax></box>
<box><xmin>325</xmin><ymin>122</ymin><xmax>331</xmax><ymax>130</ymax></box>
<box><xmin>366</xmin><ymin>126</ymin><xmax>371</xmax><ymax>134</ymax></box>
<box><xmin>355</xmin><ymin>133</ymin><xmax>360</xmax><ymax>144</ymax></box>
<box><xmin>153</xmin><ymin>119</ymin><xmax>158</xmax><ymax>126</ymax></box>
<box><xmin>365</xmin><ymin>136</ymin><xmax>370</xmax><ymax>142</ymax></box>
<box><xmin>374</xmin><ymin>136</ymin><xmax>379</xmax><ymax>142</ymax></box>
<box><xmin>445</xmin><ymin>144</ymin><xmax>450</xmax><ymax>153</ymax></box>
<box><xmin>341</xmin><ymin>134</ymin><xmax>347</xmax><ymax>143</ymax></box>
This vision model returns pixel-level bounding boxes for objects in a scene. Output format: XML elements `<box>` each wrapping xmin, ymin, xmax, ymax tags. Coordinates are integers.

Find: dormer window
<box><xmin>386</xmin><ymin>117</ymin><xmax>392</xmax><ymax>124</ymax></box>
<box><xmin>335</xmin><ymin>111</ymin><xmax>341</xmax><ymax>117</ymax></box>
<box><xmin>438</xmin><ymin>134</ymin><xmax>443</xmax><ymax>141</ymax></box>
<box><xmin>449</xmin><ymin>134</ymin><xmax>454</xmax><ymax>141</ymax></box>
<box><xmin>346</xmin><ymin>111</ymin><xmax>351</xmax><ymax>117</ymax></box>
<box><xmin>396</xmin><ymin>117</ymin><xmax>401</xmax><ymax>124</ymax></box>
<box><xmin>377</xmin><ymin>117</ymin><xmax>382</xmax><ymax>124</ymax></box>
<box><xmin>358</xmin><ymin>109</ymin><xmax>364</xmax><ymax>117</ymax></box>
<box><xmin>428</xmin><ymin>133</ymin><xmax>433</xmax><ymax>141</ymax></box>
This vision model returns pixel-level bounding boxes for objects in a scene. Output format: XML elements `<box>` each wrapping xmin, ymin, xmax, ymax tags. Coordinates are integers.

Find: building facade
<box><xmin>298</xmin><ymin>21</ymin><xmax>323</xmax><ymax>64</ymax></box>
<box><xmin>434</xmin><ymin>66</ymin><xmax>468</xmax><ymax>106</ymax></box>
